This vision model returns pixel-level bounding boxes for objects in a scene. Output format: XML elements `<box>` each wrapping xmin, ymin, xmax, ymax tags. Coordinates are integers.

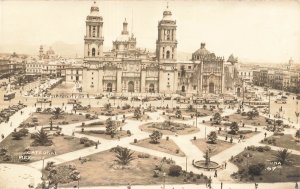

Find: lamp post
<box><xmin>296</xmin><ymin>100</ymin><xmax>299</xmax><ymax>125</ymax></box>
<box><xmin>163</xmin><ymin>172</ymin><xmax>166</xmax><ymax>189</ymax></box>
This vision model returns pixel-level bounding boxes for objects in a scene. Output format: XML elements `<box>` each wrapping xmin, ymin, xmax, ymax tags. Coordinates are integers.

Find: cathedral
<box><xmin>67</xmin><ymin>2</ymin><xmax>228</xmax><ymax>95</ymax></box>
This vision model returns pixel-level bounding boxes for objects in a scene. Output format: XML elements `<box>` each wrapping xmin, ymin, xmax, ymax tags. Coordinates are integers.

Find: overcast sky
<box><xmin>0</xmin><ymin>0</ymin><xmax>299</xmax><ymax>63</ymax></box>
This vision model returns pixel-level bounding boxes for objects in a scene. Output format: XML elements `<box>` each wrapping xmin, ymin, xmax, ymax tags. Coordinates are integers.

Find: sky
<box><xmin>0</xmin><ymin>0</ymin><xmax>299</xmax><ymax>64</ymax></box>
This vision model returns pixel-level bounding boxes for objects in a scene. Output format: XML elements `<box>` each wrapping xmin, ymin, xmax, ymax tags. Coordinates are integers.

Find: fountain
<box><xmin>193</xmin><ymin>149</ymin><xmax>219</xmax><ymax>170</ymax></box>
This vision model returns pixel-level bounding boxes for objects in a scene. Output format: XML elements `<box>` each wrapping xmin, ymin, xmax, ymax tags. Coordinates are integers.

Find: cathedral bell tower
<box><xmin>156</xmin><ymin>5</ymin><xmax>177</xmax><ymax>62</ymax></box>
<box><xmin>84</xmin><ymin>1</ymin><xmax>104</xmax><ymax>58</ymax></box>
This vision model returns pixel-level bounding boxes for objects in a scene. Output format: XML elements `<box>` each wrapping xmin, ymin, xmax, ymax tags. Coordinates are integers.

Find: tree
<box><xmin>105</xmin><ymin>118</ymin><xmax>117</xmax><ymax>135</ymax></box>
<box><xmin>213</xmin><ymin>112</ymin><xmax>222</xmax><ymax>124</ymax></box>
<box><xmin>187</xmin><ymin>104</ymin><xmax>194</xmax><ymax>112</ymax></box>
<box><xmin>296</xmin><ymin>129</ymin><xmax>300</xmax><ymax>138</ymax></box>
<box><xmin>134</xmin><ymin>107</ymin><xmax>142</xmax><ymax>119</ymax></box>
<box><xmin>203</xmin><ymin>104</ymin><xmax>207</xmax><ymax>110</ymax></box>
<box><xmin>274</xmin><ymin>148</ymin><xmax>292</xmax><ymax>165</ymax></box>
<box><xmin>207</xmin><ymin>131</ymin><xmax>217</xmax><ymax>144</ymax></box>
<box><xmin>53</xmin><ymin>107</ymin><xmax>63</xmax><ymax>119</ymax></box>
<box><xmin>149</xmin><ymin>130</ymin><xmax>162</xmax><ymax>144</ymax></box>
<box><xmin>104</xmin><ymin>103</ymin><xmax>111</xmax><ymax>110</ymax></box>
<box><xmin>247</xmin><ymin>110</ymin><xmax>258</xmax><ymax>120</ymax></box>
<box><xmin>175</xmin><ymin>109</ymin><xmax>182</xmax><ymax>118</ymax></box>
<box><xmin>114</xmin><ymin>147</ymin><xmax>135</xmax><ymax>165</ymax></box>
<box><xmin>229</xmin><ymin>121</ymin><xmax>239</xmax><ymax>135</ymax></box>
<box><xmin>32</xmin><ymin>129</ymin><xmax>53</xmax><ymax>146</ymax></box>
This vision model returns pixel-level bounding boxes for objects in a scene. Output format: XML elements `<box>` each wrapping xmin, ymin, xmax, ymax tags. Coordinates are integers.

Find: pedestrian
<box><xmin>255</xmin><ymin>182</ymin><xmax>258</xmax><ymax>189</ymax></box>
<box><xmin>214</xmin><ymin>169</ymin><xmax>217</xmax><ymax>177</ymax></box>
<box><xmin>225</xmin><ymin>161</ymin><xmax>227</xmax><ymax>169</ymax></box>
<box><xmin>238</xmin><ymin>138</ymin><xmax>241</xmax><ymax>143</ymax></box>
<box><xmin>127</xmin><ymin>183</ymin><xmax>131</xmax><ymax>189</ymax></box>
<box><xmin>10</xmin><ymin>122</ymin><xmax>12</xmax><ymax>127</ymax></box>
<box><xmin>295</xmin><ymin>182</ymin><xmax>298</xmax><ymax>189</ymax></box>
<box><xmin>95</xmin><ymin>143</ymin><xmax>98</xmax><ymax>149</ymax></box>
<box><xmin>1</xmin><ymin>134</ymin><xmax>4</xmax><ymax>139</ymax></box>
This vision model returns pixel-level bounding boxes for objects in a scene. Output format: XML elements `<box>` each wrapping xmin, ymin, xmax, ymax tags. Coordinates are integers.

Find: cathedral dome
<box><xmin>193</xmin><ymin>43</ymin><xmax>210</xmax><ymax>56</ymax></box>
<box><xmin>116</xmin><ymin>34</ymin><xmax>130</xmax><ymax>42</ymax></box>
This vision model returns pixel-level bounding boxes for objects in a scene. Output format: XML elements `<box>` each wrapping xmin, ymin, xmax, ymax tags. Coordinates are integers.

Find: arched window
<box><xmin>92</xmin><ymin>48</ymin><xmax>96</xmax><ymax>57</ymax></box>
<box><xmin>166</xmin><ymin>51</ymin><xmax>170</xmax><ymax>59</ymax></box>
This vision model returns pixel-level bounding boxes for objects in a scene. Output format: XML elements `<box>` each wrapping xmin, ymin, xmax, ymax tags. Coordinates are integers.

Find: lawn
<box><xmin>0</xmin><ymin>133</ymin><xmax>86</xmax><ymax>163</ymax></box>
<box><xmin>191</xmin><ymin>138</ymin><xmax>234</xmax><ymax>156</ymax></box>
<box><xmin>218</xmin><ymin>129</ymin><xmax>259</xmax><ymax>140</ymax></box>
<box><xmin>261</xmin><ymin>134</ymin><xmax>300</xmax><ymax>151</ymax></box>
<box><xmin>231</xmin><ymin>148</ymin><xmax>300</xmax><ymax>182</ymax></box>
<box><xmin>77</xmin><ymin>130</ymin><xmax>130</xmax><ymax>140</ymax></box>
<box><xmin>81</xmin><ymin>107</ymin><xmax>135</xmax><ymax>116</ymax></box>
<box><xmin>140</xmin><ymin>122</ymin><xmax>199</xmax><ymax>135</ymax></box>
<box><xmin>21</xmin><ymin>112</ymin><xmax>89</xmax><ymax>127</ymax></box>
<box><xmin>54</xmin><ymin>149</ymin><xmax>207</xmax><ymax>187</ymax></box>
<box><xmin>132</xmin><ymin>138</ymin><xmax>185</xmax><ymax>157</ymax></box>
<box><xmin>226</xmin><ymin>114</ymin><xmax>267</xmax><ymax>126</ymax></box>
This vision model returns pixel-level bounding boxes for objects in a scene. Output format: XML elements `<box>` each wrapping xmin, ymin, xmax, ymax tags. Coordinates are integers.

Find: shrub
<box><xmin>85</xmin><ymin>114</ymin><xmax>91</xmax><ymax>119</ymax></box>
<box><xmin>238</xmin><ymin>130</ymin><xmax>252</xmax><ymax>134</ymax></box>
<box><xmin>169</xmin><ymin>165</ymin><xmax>182</xmax><ymax>176</ymax></box>
<box><xmin>248</xmin><ymin>163</ymin><xmax>265</xmax><ymax>176</ymax></box>
<box><xmin>84</xmin><ymin>140</ymin><xmax>96</xmax><ymax>147</ymax></box>
<box><xmin>12</xmin><ymin>131</ymin><xmax>24</xmax><ymax>140</ymax></box>
<box><xmin>134</xmin><ymin>138</ymin><xmax>137</xmax><ymax>143</ymax></box>
<box><xmin>274</xmin><ymin>132</ymin><xmax>284</xmax><ymax>136</ymax></box>
<box><xmin>127</xmin><ymin>130</ymin><xmax>131</xmax><ymax>135</ymax></box>
<box><xmin>80</xmin><ymin>137</ymin><xmax>89</xmax><ymax>144</ymax></box>
<box><xmin>176</xmin><ymin>149</ymin><xmax>180</xmax><ymax>154</ymax></box>
<box><xmin>137</xmin><ymin>153</ymin><xmax>150</xmax><ymax>158</ymax></box>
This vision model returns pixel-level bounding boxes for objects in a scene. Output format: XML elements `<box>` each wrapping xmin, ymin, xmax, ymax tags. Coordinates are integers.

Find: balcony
<box><xmin>122</xmin><ymin>72</ymin><xmax>140</xmax><ymax>78</ymax></box>
<box><xmin>146</xmin><ymin>77</ymin><xmax>158</xmax><ymax>81</ymax></box>
<box><xmin>103</xmin><ymin>76</ymin><xmax>116</xmax><ymax>81</ymax></box>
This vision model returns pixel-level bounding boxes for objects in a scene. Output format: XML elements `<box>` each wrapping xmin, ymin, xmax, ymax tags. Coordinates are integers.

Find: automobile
<box><xmin>119</xmin><ymin>96</ymin><xmax>128</xmax><ymax>100</ymax></box>
<box><xmin>297</xmin><ymin>95</ymin><xmax>300</xmax><ymax>100</ymax></box>
<box><xmin>275</xmin><ymin>99</ymin><xmax>287</xmax><ymax>104</ymax></box>
<box><xmin>131</xmin><ymin>96</ymin><xmax>141</xmax><ymax>101</ymax></box>
<box><xmin>109</xmin><ymin>96</ymin><xmax>117</xmax><ymax>99</ymax></box>
<box><xmin>95</xmin><ymin>96</ymin><xmax>102</xmax><ymax>99</ymax></box>
<box><xmin>281</xmin><ymin>96</ymin><xmax>288</xmax><ymax>99</ymax></box>
<box><xmin>286</xmin><ymin>92</ymin><xmax>290</xmax><ymax>96</ymax></box>
<box><xmin>164</xmin><ymin>97</ymin><xmax>171</xmax><ymax>100</ymax></box>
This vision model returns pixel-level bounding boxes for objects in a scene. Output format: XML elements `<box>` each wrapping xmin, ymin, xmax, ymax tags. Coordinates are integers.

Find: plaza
<box><xmin>0</xmin><ymin>1</ymin><xmax>300</xmax><ymax>189</ymax></box>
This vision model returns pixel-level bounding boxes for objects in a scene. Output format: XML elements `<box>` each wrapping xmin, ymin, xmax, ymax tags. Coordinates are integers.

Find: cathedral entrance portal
<box><xmin>237</xmin><ymin>88</ymin><xmax>241</xmax><ymax>97</ymax></box>
<box><xmin>107</xmin><ymin>83</ymin><xmax>112</xmax><ymax>92</ymax></box>
<box><xmin>209</xmin><ymin>82</ymin><xmax>215</xmax><ymax>93</ymax></box>
<box><xmin>181</xmin><ymin>85</ymin><xmax>185</xmax><ymax>92</ymax></box>
<box><xmin>128</xmin><ymin>81</ymin><xmax>134</xmax><ymax>92</ymax></box>
<box><xmin>149</xmin><ymin>83</ymin><xmax>155</xmax><ymax>93</ymax></box>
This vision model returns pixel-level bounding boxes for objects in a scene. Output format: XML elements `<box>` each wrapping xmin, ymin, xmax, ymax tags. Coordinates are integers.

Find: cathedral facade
<box><xmin>68</xmin><ymin>2</ymin><xmax>226</xmax><ymax>95</ymax></box>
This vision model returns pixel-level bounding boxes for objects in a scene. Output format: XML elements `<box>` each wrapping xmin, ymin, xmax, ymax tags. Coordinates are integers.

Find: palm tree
<box><xmin>114</xmin><ymin>147</ymin><xmax>135</xmax><ymax>165</ymax></box>
<box><xmin>274</xmin><ymin>148</ymin><xmax>293</xmax><ymax>165</ymax></box>
<box><xmin>53</xmin><ymin>107</ymin><xmax>63</xmax><ymax>119</ymax></box>
<box><xmin>229</xmin><ymin>121</ymin><xmax>239</xmax><ymax>135</ymax></box>
<box><xmin>33</xmin><ymin>129</ymin><xmax>53</xmax><ymax>146</ymax></box>
<box><xmin>175</xmin><ymin>109</ymin><xmax>182</xmax><ymax>118</ymax></box>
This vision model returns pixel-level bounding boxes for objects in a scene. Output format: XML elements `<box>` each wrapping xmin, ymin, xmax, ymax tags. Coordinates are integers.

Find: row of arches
<box><xmin>105</xmin><ymin>82</ymin><xmax>155</xmax><ymax>93</ymax></box>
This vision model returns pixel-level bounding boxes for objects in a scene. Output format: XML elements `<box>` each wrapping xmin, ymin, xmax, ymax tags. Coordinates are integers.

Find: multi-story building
<box><xmin>66</xmin><ymin>2</ymin><xmax>232</xmax><ymax>95</ymax></box>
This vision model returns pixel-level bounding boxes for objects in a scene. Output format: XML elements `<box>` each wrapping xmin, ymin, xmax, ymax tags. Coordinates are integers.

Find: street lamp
<box><xmin>163</xmin><ymin>172</ymin><xmax>166</xmax><ymax>189</ymax></box>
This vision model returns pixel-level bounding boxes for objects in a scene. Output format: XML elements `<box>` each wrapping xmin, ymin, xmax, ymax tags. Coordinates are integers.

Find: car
<box><xmin>164</xmin><ymin>97</ymin><xmax>171</xmax><ymax>100</ymax></box>
<box><xmin>275</xmin><ymin>99</ymin><xmax>287</xmax><ymax>104</ymax></box>
<box><xmin>297</xmin><ymin>96</ymin><xmax>300</xmax><ymax>100</ymax></box>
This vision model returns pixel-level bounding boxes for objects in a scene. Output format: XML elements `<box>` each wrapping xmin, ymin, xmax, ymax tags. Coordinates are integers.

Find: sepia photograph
<box><xmin>0</xmin><ymin>0</ymin><xmax>299</xmax><ymax>188</ymax></box>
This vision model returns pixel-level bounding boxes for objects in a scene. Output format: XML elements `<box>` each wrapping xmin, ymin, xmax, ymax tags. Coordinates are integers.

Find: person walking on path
<box><xmin>214</xmin><ymin>169</ymin><xmax>218</xmax><ymax>177</ymax></box>
<box><xmin>224</xmin><ymin>161</ymin><xmax>227</xmax><ymax>169</ymax></box>
<box><xmin>255</xmin><ymin>182</ymin><xmax>258</xmax><ymax>189</ymax></box>
<box><xmin>295</xmin><ymin>182</ymin><xmax>298</xmax><ymax>189</ymax></box>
